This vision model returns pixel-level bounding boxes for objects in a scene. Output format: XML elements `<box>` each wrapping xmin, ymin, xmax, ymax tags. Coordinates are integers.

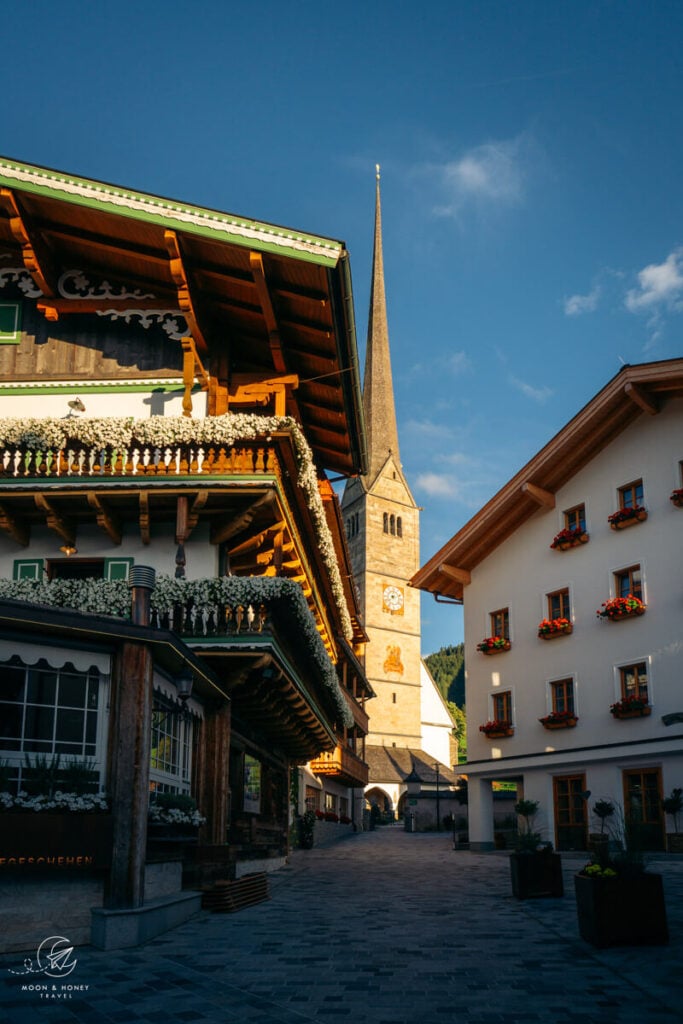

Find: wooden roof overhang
<box><xmin>0</xmin><ymin>156</ymin><xmax>367</xmax><ymax>478</ymax></box>
<box><xmin>193</xmin><ymin>638</ymin><xmax>339</xmax><ymax>763</ymax></box>
<box><xmin>0</xmin><ymin>597</ymin><xmax>227</xmax><ymax>703</ymax></box>
<box><xmin>412</xmin><ymin>359</ymin><xmax>683</xmax><ymax>602</ymax></box>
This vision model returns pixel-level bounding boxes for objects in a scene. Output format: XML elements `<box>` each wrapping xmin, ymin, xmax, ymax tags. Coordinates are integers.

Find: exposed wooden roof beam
<box><xmin>226</xmin><ymin>521</ymin><xmax>286</xmax><ymax>557</ymax></box>
<box><xmin>521</xmin><ymin>482</ymin><xmax>555</xmax><ymax>509</ymax></box>
<box><xmin>249</xmin><ymin>251</ymin><xmax>286</xmax><ymax>373</ymax></box>
<box><xmin>87</xmin><ymin>492</ymin><xmax>122</xmax><ymax>545</ymax></box>
<box><xmin>0</xmin><ymin>188</ymin><xmax>57</xmax><ymax>295</ymax></box>
<box><xmin>227</xmin><ymin>373</ymin><xmax>299</xmax><ymax>417</ymax></box>
<box><xmin>34</xmin><ymin>494</ymin><xmax>75</xmax><ymax>546</ymax></box>
<box><xmin>625</xmin><ymin>381</ymin><xmax>659</xmax><ymax>416</ymax></box>
<box><xmin>37</xmin><ymin>298</ymin><xmax>181</xmax><ymax>321</ymax></box>
<box><xmin>438</xmin><ymin>564</ymin><xmax>471</xmax><ymax>586</ymax></box>
<box><xmin>210</xmin><ymin>490</ymin><xmax>276</xmax><ymax>545</ymax></box>
<box><xmin>164</xmin><ymin>230</ymin><xmax>209</xmax><ymax>356</ymax></box>
<box><xmin>0</xmin><ymin>503</ymin><xmax>29</xmax><ymax>546</ymax></box>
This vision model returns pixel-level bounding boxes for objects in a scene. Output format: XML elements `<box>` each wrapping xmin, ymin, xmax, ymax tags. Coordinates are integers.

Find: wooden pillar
<box><xmin>106</xmin><ymin>640</ymin><xmax>153</xmax><ymax>908</ymax></box>
<box><xmin>195</xmin><ymin>702</ymin><xmax>231</xmax><ymax>845</ymax></box>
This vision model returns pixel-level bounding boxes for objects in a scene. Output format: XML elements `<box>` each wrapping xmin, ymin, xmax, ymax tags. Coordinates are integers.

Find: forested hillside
<box><xmin>424</xmin><ymin>643</ymin><xmax>465</xmax><ymax>706</ymax></box>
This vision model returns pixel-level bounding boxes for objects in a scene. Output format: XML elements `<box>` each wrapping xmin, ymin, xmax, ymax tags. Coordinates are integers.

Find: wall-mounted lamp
<box><xmin>59</xmin><ymin>544</ymin><xmax>78</xmax><ymax>556</ymax></box>
<box><xmin>176</xmin><ymin>669</ymin><xmax>194</xmax><ymax>703</ymax></box>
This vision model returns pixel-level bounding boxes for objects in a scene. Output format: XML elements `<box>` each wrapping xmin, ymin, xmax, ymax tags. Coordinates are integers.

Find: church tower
<box><xmin>342</xmin><ymin>168</ymin><xmax>423</xmax><ymax>753</ymax></box>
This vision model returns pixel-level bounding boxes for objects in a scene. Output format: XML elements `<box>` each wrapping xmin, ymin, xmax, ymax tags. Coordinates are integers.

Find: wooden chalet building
<box><xmin>0</xmin><ymin>157</ymin><xmax>372</xmax><ymax>949</ymax></box>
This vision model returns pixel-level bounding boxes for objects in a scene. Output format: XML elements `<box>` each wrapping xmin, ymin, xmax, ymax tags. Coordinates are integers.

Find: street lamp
<box><xmin>432</xmin><ymin>763</ymin><xmax>441</xmax><ymax>831</ymax></box>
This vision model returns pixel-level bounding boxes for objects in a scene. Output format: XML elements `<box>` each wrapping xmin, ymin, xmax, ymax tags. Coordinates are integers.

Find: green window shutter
<box><xmin>13</xmin><ymin>559</ymin><xmax>43</xmax><ymax>580</ymax></box>
<box><xmin>104</xmin><ymin>557</ymin><xmax>134</xmax><ymax>582</ymax></box>
<box><xmin>0</xmin><ymin>303</ymin><xmax>21</xmax><ymax>344</ymax></box>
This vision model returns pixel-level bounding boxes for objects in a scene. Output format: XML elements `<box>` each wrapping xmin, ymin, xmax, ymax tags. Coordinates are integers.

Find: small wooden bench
<box><xmin>200</xmin><ymin>872</ymin><xmax>269</xmax><ymax>913</ymax></box>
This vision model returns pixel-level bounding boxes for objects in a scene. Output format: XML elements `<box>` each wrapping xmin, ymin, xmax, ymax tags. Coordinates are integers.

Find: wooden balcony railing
<box><xmin>309</xmin><ymin>744</ymin><xmax>369</xmax><ymax>787</ymax></box>
<box><xmin>0</xmin><ymin>443</ymin><xmax>277</xmax><ymax>479</ymax></box>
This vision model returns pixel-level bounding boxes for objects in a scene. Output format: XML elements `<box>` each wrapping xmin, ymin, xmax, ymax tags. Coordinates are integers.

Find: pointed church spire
<box><xmin>363</xmin><ymin>165</ymin><xmax>401</xmax><ymax>482</ymax></box>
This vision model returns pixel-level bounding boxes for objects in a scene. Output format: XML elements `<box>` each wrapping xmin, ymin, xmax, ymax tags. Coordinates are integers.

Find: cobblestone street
<box><xmin>2</xmin><ymin>828</ymin><xmax>682</xmax><ymax>1024</ymax></box>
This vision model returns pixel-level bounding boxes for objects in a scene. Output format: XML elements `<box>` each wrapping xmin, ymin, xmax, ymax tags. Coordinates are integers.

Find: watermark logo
<box><xmin>7</xmin><ymin>935</ymin><xmax>88</xmax><ymax>1001</ymax></box>
<box><xmin>8</xmin><ymin>934</ymin><xmax>79</xmax><ymax>977</ymax></box>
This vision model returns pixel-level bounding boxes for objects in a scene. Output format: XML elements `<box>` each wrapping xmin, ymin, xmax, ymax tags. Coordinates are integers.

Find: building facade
<box><xmin>413</xmin><ymin>360</ymin><xmax>683</xmax><ymax>851</ymax></box>
<box><xmin>0</xmin><ymin>157</ymin><xmax>372</xmax><ymax>949</ymax></box>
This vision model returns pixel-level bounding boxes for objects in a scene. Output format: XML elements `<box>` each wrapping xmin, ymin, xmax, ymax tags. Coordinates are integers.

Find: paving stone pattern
<box><xmin>2</xmin><ymin>827</ymin><xmax>683</xmax><ymax>1024</ymax></box>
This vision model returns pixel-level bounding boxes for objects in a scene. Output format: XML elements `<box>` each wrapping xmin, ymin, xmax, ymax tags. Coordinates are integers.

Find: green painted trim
<box><xmin>0</xmin><ymin>382</ymin><xmax>189</xmax><ymax>395</ymax></box>
<box><xmin>13</xmin><ymin>559</ymin><xmax>43</xmax><ymax>580</ymax></box>
<box><xmin>0</xmin><ymin>302</ymin><xmax>21</xmax><ymax>345</ymax></box>
<box><xmin>0</xmin><ymin>157</ymin><xmax>343</xmax><ymax>268</ymax></box>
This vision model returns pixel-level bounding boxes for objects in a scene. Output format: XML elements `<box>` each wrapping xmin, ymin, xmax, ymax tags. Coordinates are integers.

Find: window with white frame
<box><xmin>149</xmin><ymin>693</ymin><xmax>195</xmax><ymax>794</ymax></box>
<box><xmin>0</xmin><ymin>655</ymin><xmax>105</xmax><ymax>793</ymax></box>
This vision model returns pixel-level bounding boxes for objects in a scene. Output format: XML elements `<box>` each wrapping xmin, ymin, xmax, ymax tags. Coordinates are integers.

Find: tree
<box><xmin>424</xmin><ymin>643</ymin><xmax>465</xmax><ymax>705</ymax></box>
<box><xmin>448</xmin><ymin>701</ymin><xmax>467</xmax><ymax>763</ymax></box>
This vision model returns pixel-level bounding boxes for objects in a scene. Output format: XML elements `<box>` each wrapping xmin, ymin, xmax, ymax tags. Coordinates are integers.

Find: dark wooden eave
<box><xmin>0</xmin><ymin>156</ymin><xmax>367</xmax><ymax>478</ymax></box>
<box><xmin>411</xmin><ymin>359</ymin><xmax>683</xmax><ymax>602</ymax></box>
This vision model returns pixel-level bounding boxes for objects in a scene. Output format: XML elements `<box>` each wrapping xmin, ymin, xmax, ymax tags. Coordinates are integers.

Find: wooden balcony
<box><xmin>309</xmin><ymin>744</ymin><xmax>369</xmax><ymax>787</ymax></box>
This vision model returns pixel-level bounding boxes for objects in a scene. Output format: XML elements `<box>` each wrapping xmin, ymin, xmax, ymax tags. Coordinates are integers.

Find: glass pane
<box><xmin>0</xmin><ymin>702</ymin><xmax>22</xmax><ymax>740</ymax></box>
<box><xmin>59</xmin><ymin>674</ymin><xmax>87</xmax><ymax>708</ymax></box>
<box><xmin>87</xmin><ymin>677</ymin><xmax>99</xmax><ymax>710</ymax></box>
<box><xmin>86</xmin><ymin>710</ymin><xmax>97</xmax><ymax>744</ymax></box>
<box><xmin>0</xmin><ymin>664</ymin><xmax>26</xmax><ymax>701</ymax></box>
<box><xmin>24</xmin><ymin>705</ymin><xmax>54</xmax><ymax>741</ymax></box>
<box><xmin>56</xmin><ymin>708</ymin><xmax>84</xmax><ymax>744</ymax></box>
<box><xmin>26</xmin><ymin>670</ymin><xmax>57</xmax><ymax>705</ymax></box>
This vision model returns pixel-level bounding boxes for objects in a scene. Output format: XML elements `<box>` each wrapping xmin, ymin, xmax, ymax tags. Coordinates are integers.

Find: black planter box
<box><xmin>510</xmin><ymin>851</ymin><xmax>564</xmax><ymax>899</ymax></box>
<box><xmin>574</xmin><ymin>872</ymin><xmax>669</xmax><ymax>947</ymax></box>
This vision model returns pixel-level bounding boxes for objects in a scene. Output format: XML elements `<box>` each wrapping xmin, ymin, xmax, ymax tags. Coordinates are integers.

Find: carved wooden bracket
<box><xmin>625</xmin><ymin>381</ymin><xmax>659</xmax><ymax>416</ymax></box>
<box><xmin>0</xmin><ymin>502</ymin><xmax>29</xmax><ymax>547</ymax></box>
<box><xmin>0</xmin><ymin>188</ymin><xmax>57</xmax><ymax>296</ymax></box>
<box><xmin>34</xmin><ymin>494</ymin><xmax>75</xmax><ymax>546</ymax></box>
<box><xmin>87</xmin><ymin>492</ymin><xmax>122</xmax><ymax>545</ymax></box>
<box><xmin>249</xmin><ymin>251</ymin><xmax>286</xmax><ymax>373</ymax></box>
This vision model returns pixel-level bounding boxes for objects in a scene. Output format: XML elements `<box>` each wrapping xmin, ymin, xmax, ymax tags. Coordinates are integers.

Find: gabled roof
<box><xmin>412</xmin><ymin>359</ymin><xmax>683</xmax><ymax>601</ymax></box>
<box><xmin>0</xmin><ymin>156</ymin><xmax>366</xmax><ymax>477</ymax></box>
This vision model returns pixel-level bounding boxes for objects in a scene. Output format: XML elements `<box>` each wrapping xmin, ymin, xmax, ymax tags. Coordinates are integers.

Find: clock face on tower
<box><xmin>382</xmin><ymin>584</ymin><xmax>404</xmax><ymax>615</ymax></box>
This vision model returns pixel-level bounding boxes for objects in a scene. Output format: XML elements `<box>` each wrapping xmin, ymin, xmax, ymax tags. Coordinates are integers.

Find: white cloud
<box><xmin>416</xmin><ymin>472</ymin><xmax>459</xmax><ymax>498</ymax></box>
<box><xmin>446</xmin><ymin>350</ymin><xmax>472</xmax><ymax>375</ymax></box>
<box><xmin>625</xmin><ymin>248</ymin><xmax>683</xmax><ymax>312</ymax></box>
<box><xmin>564</xmin><ymin>285</ymin><xmax>600</xmax><ymax>316</ymax></box>
<box><xmin>427</xmin><ymin>134</ymin><xmax>533</xmax><ymax>219</ymax></box>
<box><xmin>510</xmin><ymin>376</ymin><xmax>553</xmax><ymax>404</ymax></box>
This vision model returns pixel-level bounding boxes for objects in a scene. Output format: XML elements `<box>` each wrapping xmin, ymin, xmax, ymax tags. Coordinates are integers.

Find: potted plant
<box><xmin>147</xmin><ymin>792</ymin><xmax>205</xmax><ymax>840</ymax></box>
<box><xmin>538</xmin><ymin>709</ymin><xmax>578</xmax><ymax>729</ymax></box>
<box><xmin>609</xmin><ymin>695</ymin><xmax>651</xmax><ymax>718</ymax></box>
<box><xmin>476</xmin><ymin>636</ymin><xmax>511</xmax><ymax>654</ymax></box>
<box><xmin>575</xmin><ymin>805</ymin><xmax>668</xmax><ymax>947</ymax></box>
<box><xmin>662</xmin><ymin>788</ymin><xmax>683</xmax><ymax>853</ymax></box>
<box><xmin>537</xmin><ymin>617</ymin><xmax>573</xmax><ymax>639</ymax></box>
<box><xmin>509</xmin><ymin>799</ymin><xmax>563</xmax><ymax>899</ymax></box>
<box><xmin>550</xmin><ymin>527</ymin><xmax>589</xmax><ymax>550</ymax></box>
<box><xmin>608</xmin><ymin>505</ymin><xmax>648</xmax><ymax>529</ymax></box>
<box><xmin>479</xmin><ymin>720</ymin><xmax>514</xmax><ymax>738</ymax></box>
<box><xmin>596</xmin><ymin>595</ymin><xmax>646</xmax><ymax>621</ymax></box>
<box><xmin>588</xmin><ymin>799</ymin><xmax>614</xmax><ymax>861</ymax></box>
<box><xmin>670</xmin><ymin>488</ymin><xmax>683</xmax><ymax>508</ymax></box>
<box><xmin>298</xmin><ymin>809</ymin><xmax>316</xmax><ymax>849</ymax></box>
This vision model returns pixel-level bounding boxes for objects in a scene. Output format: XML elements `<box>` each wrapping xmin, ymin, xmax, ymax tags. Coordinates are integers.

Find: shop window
<box><xmin>614</xmin><ymin>564</ymin><xmax>642</xmax><ymax>600</ymax></box>
<box><xmin>45</xmin><ymin>557</ymin><xmax>133</xmax><ymax>582</ymax></box>
<box><xmin>0</xmin><ymin>656</ymin><xmax>104</xmax><ymax>791</ymax></box>
<box><xmin>324</xmin><ymin>792</ymin><xmax>337</xmax><ymax>812</ymax></box>
<box><xmin>619</xmin><ymin>662</ymin><xmax>648</xmax><ymax>702</ymax></box>
<box><xmin>149</xmin><ymin>695</ymin><xmax>194</xmax><ymax>795</ymax></box>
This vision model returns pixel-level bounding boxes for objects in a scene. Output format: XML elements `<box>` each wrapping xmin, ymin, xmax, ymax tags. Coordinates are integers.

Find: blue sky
<box><xmin>2</xmin><ymin>1</ymin><xmax>683</xmax><ymax>655</ymax></box>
